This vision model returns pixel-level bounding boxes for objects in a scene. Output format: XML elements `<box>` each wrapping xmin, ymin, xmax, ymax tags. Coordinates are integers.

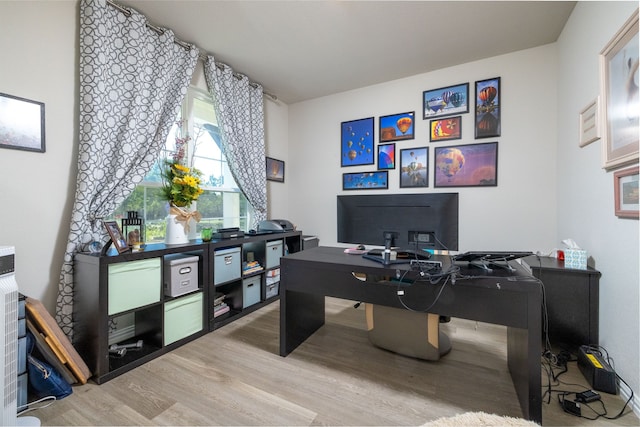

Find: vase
<box><xmin>165</xmin><ymin>212</ymin><xmax>189</xmax><ymax>245</ymax></box>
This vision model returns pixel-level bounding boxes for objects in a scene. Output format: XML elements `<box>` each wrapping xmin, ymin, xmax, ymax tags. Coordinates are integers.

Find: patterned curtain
<box><xmin>56</xmin><ymin>0</ymin><xmax>198</xmax><ymax>339</ymax></box>
<box><xmin>203</xmin><ymin>57</ymin><xmax>267</xmax><ymax>227</ymax></box>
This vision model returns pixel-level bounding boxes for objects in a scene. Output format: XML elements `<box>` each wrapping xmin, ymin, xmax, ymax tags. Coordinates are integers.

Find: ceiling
<box><xmin>117</xmin><ymin>1</ymin><xmax>577</xmax><ymax>104</ymax></box>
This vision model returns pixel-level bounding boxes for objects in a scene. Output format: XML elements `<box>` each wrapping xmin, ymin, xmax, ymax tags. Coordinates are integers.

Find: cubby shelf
<box><xmin>73</xmin><ymin>231</ymin><xmax>305</xmax><ymax>384</ymax></box>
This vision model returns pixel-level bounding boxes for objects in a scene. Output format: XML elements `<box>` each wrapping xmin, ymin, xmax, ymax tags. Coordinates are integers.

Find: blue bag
<box><xmin>26</xmin><ymin>331</ymin><xmax>73</xmax><ymax>399</ymax></box>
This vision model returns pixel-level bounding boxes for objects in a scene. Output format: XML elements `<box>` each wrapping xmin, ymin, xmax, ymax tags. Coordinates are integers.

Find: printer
<box><xmin>257</xmin><ymin>219</ymin><xmax>296</xmax><ymax>232</ymax></box>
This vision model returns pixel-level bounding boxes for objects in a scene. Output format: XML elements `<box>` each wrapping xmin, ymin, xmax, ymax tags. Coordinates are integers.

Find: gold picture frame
<box><xmin>614</xmin><ymin>166</ymin><xmax>639</xmax><ymax>219</ymax></box>
<box><xmin>600</xmin><ymin>10</ymin><xmax>639</xmax><ymax>170</ymax></box>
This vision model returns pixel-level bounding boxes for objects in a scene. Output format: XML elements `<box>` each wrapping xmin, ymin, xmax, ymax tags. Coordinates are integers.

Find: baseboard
<box><xmin>620</xmin><ymin>385</ymin><xmax>640</xmax><ymax>419</ymax></box>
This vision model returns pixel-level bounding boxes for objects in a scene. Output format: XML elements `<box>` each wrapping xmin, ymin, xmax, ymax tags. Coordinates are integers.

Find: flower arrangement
<box><xmin>160</xmin><ymin>161</ymin><xmax>204</xmax><ymax>207</ymax></box>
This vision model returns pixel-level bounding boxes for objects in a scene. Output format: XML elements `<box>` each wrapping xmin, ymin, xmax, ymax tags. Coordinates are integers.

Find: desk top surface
<box><xmin>283</xmin><ymin>246</ymin><xmax>533</xmax><ymax>280</ymax></box>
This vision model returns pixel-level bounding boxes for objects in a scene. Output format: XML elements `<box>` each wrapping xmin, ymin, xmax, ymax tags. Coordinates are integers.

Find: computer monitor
<box><xmin>336</xmin><ymin>193</ymin><xmax>459</xmax><ymax>251</ymax></box>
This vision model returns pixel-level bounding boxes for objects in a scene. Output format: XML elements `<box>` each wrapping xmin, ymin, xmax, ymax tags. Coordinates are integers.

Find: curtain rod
<box><xmin>105</xmin><ymin>0</ymin><xmax>278</xmax><ymax>101</ymax></box>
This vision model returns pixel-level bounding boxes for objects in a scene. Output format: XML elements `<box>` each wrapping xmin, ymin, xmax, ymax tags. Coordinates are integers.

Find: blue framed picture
<box><xmin>423</xmin><ymin>83</ymin><xmax>469</xmax><ymax>119</ymax></box>
<box><xmin>341</xmin><ymin>117</ymin><xmax>374</xmax><ymax>167</ymax></box>
<box><xmin>342</xmin><ymin>171</ymin><xmax>388</xmax><ymax>190</ymax></box>
<box><xmin>379</xmin><ymin>111</ymin><xmax>414</xmax><ymax>142</ymax></box>
<box><xmin>377</xmin><ymin>143</ymin><xmax>395</xmax><ymax>170</ymax></box>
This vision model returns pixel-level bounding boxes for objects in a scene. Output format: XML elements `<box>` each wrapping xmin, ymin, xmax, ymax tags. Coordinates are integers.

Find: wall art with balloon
<box><xmin>475</xmin><ymin>77</ymin><xmax>501</xmax><ymax>139</ymax></box>
<box><xmin>343</xmin><ymin>171</ymin><xmax>389</xmax><ymax>190</ymax></box>
<box><xmin>379</xmin><ymin>111</ymin><xmax>415</xmax><ymax>142</ymax></box>
<box><xmin>434</xmin><ymin>141</ymin><xmax>498</xmax><ymax>188</ymax></box>
<box><xmin>377</xmin><ymin>143</ymin><xmax>396</xmax><ymax>170</ymax></box>
<box><xmin>429</xmin><ymin>116</ymin><xmax>462</xmax><ymax>142</ymax></box>
<box><xmin>422</xmin><ymin>83</ymin><xmax>469</xmax><ymax>120</ymax></box>
<box><xmin>399</xmin><ymin>147</ymin><xmax>428</xmax><ymax>188</ymax></box>
<box><xmin>341</xmin><ymin>117</ymin><xmax>375</xmax><ymax>167</ymax></box>
<box><xmin>266</xmin><ymin>157</ymin><xmax>285</xmax><ymax>182</ymax></box>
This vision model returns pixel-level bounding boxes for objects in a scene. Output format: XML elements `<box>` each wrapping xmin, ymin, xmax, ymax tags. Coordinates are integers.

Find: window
<box><xmin>111</xmin><ymin>88</ymin><xmax>252</xmax><ymax>242</ymax></box>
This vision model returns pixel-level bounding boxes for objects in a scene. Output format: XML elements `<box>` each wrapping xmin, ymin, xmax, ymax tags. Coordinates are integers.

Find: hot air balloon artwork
<box><xmin>422</xmin><ymin>83</ymin><xmax>469</xmax><ymax>119</ymax></box>
<box><xmin>399</xmin><ymin>147</ymin><xmax>428</xmax><ymax>188</ymax></box>
<box><xmin>434</xmin><ymin>142</ymin><xmax>498</xmax><ymax>188</ymax></box>
<box><xmin>475</xmin><ymin>77</ymin><xmax>501</xmax><ymax>138</ymax></box>
<box><xmin>342</xmin><ymin>171</ymin><xmax>389</xmax><ymax>190</ymax></box>
<box><xmin>341</xmin><ymin>117</ymin><xmax>375</xmax><ymax>166</ymax></box>
<box><xmin>265</xmin><ymin>157</ymin><xmax>284</xmax><ymax>182</ymax></box>
<box><xmin>377</xmin><ymin>143</ymin><xmax>395</xmax><ymax>170</ymax></box>
<box><xmin>379</xmin><ymin>112</ymin><xmax>415</xmax><ymax>142</ymax></box>
<box><xmin>429</xmin><ymin>116</ymin><xmax>462</xmax><ymax>142</ymax></box>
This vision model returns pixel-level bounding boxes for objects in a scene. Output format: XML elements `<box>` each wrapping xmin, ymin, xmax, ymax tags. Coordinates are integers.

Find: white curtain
<box><xmin>203</xmin><ymin>57</ymin><xmax>267</xmax><ymax>227</ymax></box>
<box><xmin>56</xmin><ymin>0</ymin><xmax>198</xmax><ymax>339</ymax></box>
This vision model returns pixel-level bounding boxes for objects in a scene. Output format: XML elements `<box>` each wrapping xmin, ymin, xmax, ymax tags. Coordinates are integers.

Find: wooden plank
<box><xmin>25</xmin><ymin>297</ymin><xmax>91</xmax><ymax>384</ymax></box>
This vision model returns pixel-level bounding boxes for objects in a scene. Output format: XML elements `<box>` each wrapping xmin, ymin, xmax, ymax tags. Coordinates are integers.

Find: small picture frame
<box><xmin>423</xmin><ymin>83</ymin><xmax>469</xmax><ymax>119</ymax></box>
<box><xmin>579</xmin><ymin>97</ymin><xmax>600</xmax><ymax>147</ymax></box>
<box><xmin>475</xmin><ymin>77</ymin><xmax>501</xmax><ymax>139</ymax></box>
<box><xmin>342</xmin><ymin>171</ymin><xmax>388</xmax><ymax>190</ymax></box>
<box><xmin>266</xmin><ymin>157</ymin><xmax>285</xmax><ymax>182</ymax></box>
<box><xmin>379</xmin><ymin>112</ymin><xmax>415</xmax><ymax>142</ymax></box>
<box><xmin>399</xmin><ymin>147</ymin><xmax>428</xmax><ymax>188</ymax></box>
<box><xmin>0</xmin><ymin>92</ymin><xmax>46</xmax><ymax>153</ymax></box>
<box><xmin>434</xmin><ymin>141</ymin><xmax>498</xmax><ymax>188</ymax></box>
<box><xmin>614</xmin><ymin>166</ymin><xmax>639</xmax><ymax>218</ymax></box>
<box><xmin>104</xmin><ymin>221</ymin><xmax>129</xmax><ymax>254</ymax></box>
<box><xmin>377</xmin><ymin>143</ymin><xmax>396</xmax><ymax>170</ymax></box>
<box><xmin>341</xmin><ymin>117</ymin><xmax>375</xmax><ymax>167</ymax></box>
<box><xmin>429</xmin><ymin>116</ymin><xmax>462</xmax><ymax>142</ymax></box>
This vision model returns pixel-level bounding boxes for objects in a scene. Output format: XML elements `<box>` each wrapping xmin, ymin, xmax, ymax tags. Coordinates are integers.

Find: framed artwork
<box><xmin>600</xmin><ymin>10</ymin><xmax>639</xmax><ymax>171</ymax></box>
<box><xmin>434</xmin><ymin>141</ymin><xmax>498</xmax><ymax>188</ymax></box>
<box><xmin>266</xmin><ymin>157</ymin><xmax>285</xmax><ymax>182</ymax></box>
<box><xmin>341</xmin><ymin>117</ymin><xmax>374</xmax><ymax>167</ymax></box>
<box><xmin>342</xmin><ymin>171</ymin><xmax>388</xmax><ymax>190</ymax></box>
<box><xmin>430</xmin><ymin>116</ymin><xmax>462</xmax><ymax>142</ymax></box>
<box><xmin>475</xmin><ymin>77</ymin><xmax>501</xmax><ymax>138</ymax></box>
<box><xmin>379</xmin><ymin>111</ymin><xmax>415</xmax><ymax>142</ymax></box>
<box><xmin>579</xmin><ymin>97</ymin><xmax>600</xmax><ymax>147</ymax></box>
<box><xmin>103</xmin><ymin>221</ymin><xmax>129</xmax><ymax>254</ymax></box>
<box><xmin>422</xmin><ymin>83</ymin><xmax>469</xmax><ymax>119</ymax></box>
<box><xmin>614</xmin><ymin>166</ymin><xmax>639</xmax><ymax>218</ymax></box>
<box><xmin>399</xmin><ymin>147</ymin><xmax>428</xmax><ymax>188</ymax></box>
<box><xmin>0</xmin><ymin>92</ymin><xmax>45</xmax><ymax>153</ymax></box>
<box><xmin>377</xmin><ymin>143</ymin><xmax>396</xmax><ymax>170</ymax></box>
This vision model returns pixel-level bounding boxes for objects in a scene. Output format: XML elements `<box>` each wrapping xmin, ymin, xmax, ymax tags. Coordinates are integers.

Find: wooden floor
<box><xmin>27</xmin><ymin>298</ymin><xmax>638</xmax><ymax>426</ymax></box>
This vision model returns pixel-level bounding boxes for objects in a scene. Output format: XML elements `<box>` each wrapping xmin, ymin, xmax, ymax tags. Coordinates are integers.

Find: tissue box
<box><xmin>565</xmin><ymin>249</ymin><xmax>587</xmax><ymax>269</ymax></box>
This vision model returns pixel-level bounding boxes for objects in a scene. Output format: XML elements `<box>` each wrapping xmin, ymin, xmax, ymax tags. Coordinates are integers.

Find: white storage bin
<box><xmin>164</xmin><ymin>254</ymin><xmax>199</xmax><ymax>297</ymax></box>
<box><xmin>265</xmin><ymin>240</ymin><xmax>283</xmax><ymax>269</ymax></box>
<box><xmin>214</xmin><ymin>247</ymin><xmax>241</xmax><ymax>285</ymax></box>
<box><xmin>243</xmin><ymin>276</ymin><xmax>261</xmax><ymax>308</ymax></box>
<box><xmin>108</xmin><ymin>258</ymin><xmax>161</xmax><ymax>315</ymax></box>
<box><xmin>265</xmin><ymin>281</ymin><xmax>279</xmax><ymax>299</ymax></box>
<box><xmin>164</xmin><ymin>292</ymin><xmax>203</xmax><ymax>345</ymax></box>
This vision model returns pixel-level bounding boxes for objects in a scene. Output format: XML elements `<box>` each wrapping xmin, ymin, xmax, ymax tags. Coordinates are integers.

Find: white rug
<box><xmin>423</xmin><ymin>411</ymin><xmax>539</xmax><ymax>427</ymax></box>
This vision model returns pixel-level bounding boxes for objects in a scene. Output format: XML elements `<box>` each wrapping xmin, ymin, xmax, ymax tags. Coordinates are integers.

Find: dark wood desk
<box><xmin>279</xmin><ymin>246</ymin><xmax>543</xmax><ymax>424</ymax></box>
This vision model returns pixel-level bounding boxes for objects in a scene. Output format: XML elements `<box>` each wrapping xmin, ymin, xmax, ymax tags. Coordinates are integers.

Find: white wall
<box><xmin>0</xmin><ymin>1</ymin><xmax>78</xmax><ymax>309</ymax></box>
<box><xmin>556</xmin><ymin>1</ymin><xmax>639</xmax><ymax>407</ymax></box>
<box><xmin>288</xmin><ymin>44</ymin><xmax>559</xmax><ymax>253</ymax></box>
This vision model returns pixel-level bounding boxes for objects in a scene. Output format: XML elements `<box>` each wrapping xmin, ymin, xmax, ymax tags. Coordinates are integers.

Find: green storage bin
<box><xmin>164</xmin><ymin>292</ymin><xmax>203</xmax><ymax>345</ymax></box>
<box><xmin>108</xmin><ymin>258</ymin><xmax>161</xmax><ymax>315</ymax></box>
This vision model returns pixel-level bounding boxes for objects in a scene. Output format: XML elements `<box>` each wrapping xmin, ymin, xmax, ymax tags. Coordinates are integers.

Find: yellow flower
<box><xmin>173</xmin><ymin>164</ymin><xmax>190</xmax><ymax>173</ymax></box>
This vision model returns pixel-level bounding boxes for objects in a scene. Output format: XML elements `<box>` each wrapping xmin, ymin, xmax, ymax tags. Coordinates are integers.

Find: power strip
<box><xmin>410</xmin><ymin>259</ymin><xmax>442</xmax><ymax>269</ymax></box>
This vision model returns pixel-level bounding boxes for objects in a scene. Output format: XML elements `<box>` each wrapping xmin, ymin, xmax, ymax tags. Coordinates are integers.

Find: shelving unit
<box><xmin>74</xmin><ymin>230</ymin><xmax>302</xmax><ymax>383</ymax></box>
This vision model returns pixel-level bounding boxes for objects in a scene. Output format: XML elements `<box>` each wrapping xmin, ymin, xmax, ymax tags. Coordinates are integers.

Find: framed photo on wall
<box><xmin>399</xmin><ymin>147</ymin><xmax>428</xmax><ymax>188</ymax></box>
<box><xmin>614</xmin><ymin>166</ymin><xmax>639</xmax><ymax>218</ymax></box>
<box><xmin>475</xmin><ymin>77</ymin><xmax>501</xmax><ymax>138</ymax></box>
<box><xmin>341</xmin><ymin>117</ymin><xmax>375</xmax><ymax>167</ymax></box>
<box><xmin>379</xmin><ymin>112</ymin><xmax>414</xmax><ymax>142</ymax></box>
<box><xmin>600</xmin><ymin>10</ymin><xmax>639</xmax><ymax>171</ymax></box>
<box><xmin>377</xmin><ymin>143</ymin><xmax>395</xmax><ymax>170</ymax></box>
<box><xmin>429</xmin><ymin>116</ymin><xmax>462</xmax><ymax>142</ymax></box>
<box><xmin>342</xmin><ymin>171</ymin><xmax>388</xmax><ymax>190</ymax></box>
<box><xmin>0</xmin><ymin>92</ymin><xmax>46</xmax><ymax>153</ymax></box>
<box><xmin>434</xmin><ymin>141</ymin><xmax>498</xmax><ymax>188</ymax></box>
<box><xmin>423</xmin><ymin>83</ymin><xmax>469</xmax><ymax>119</ymax></box>
<box><xmin>266</xmin><ymin>157</ymin><xmax>285</xmax><ymax>182</ymax></box>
